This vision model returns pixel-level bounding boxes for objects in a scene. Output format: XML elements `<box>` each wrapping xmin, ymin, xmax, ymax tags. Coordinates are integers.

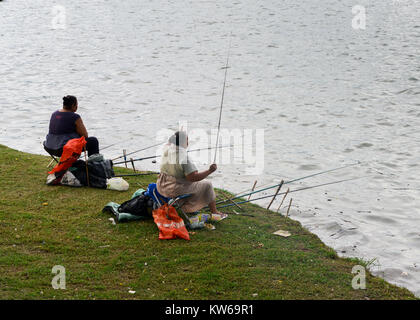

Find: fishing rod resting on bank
<box><xmin>113</xmin><ymin>143</ymin><xmax>238</xmax><ymax>166</ymax></box>
<box><xmin>216</xmin><ymin>161</ymin><xmax>361</xmax><ymax>205</ymax></box>
<box><xmin>215</xmin><ymin>176</ymin><xmax>365</xmax><ymax>210</ymax></box>
<box><xmin>114</xmin><ymin>172</ymin><xmax>159</xmax><ymax>177</ymax></box>
<box><xmin>111</xmin><ymin>141</ymin><xmax>164</xmax><ymax>161</ymax></box>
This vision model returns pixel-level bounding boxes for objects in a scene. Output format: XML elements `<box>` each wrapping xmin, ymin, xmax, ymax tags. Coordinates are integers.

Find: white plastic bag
<box><xmin>61</xmin><ymin>171</ymin><xmax>82</xmax><ymax>187</ymax></box>
<box><xmin>106</xmin><ymin>177</ymin><xmax>129</xmax><ymax>191</ymax></box>
<box><xmin>46</xmin><ymin>174</ymin><xmax>56</xmax><ymax>185</ymax></box>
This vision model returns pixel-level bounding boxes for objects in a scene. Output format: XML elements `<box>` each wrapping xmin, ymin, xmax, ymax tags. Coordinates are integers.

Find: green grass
<box><xmin>0</xmin><ymin>144</ymin><xmax>416</xmax><ymax>300</ymax></box>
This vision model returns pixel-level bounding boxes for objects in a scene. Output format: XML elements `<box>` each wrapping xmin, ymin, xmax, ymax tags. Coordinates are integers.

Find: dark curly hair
<box><xmin>63</xmin><ymin>95</ymin><xmax>77</xmax><ymax>110</ymax></box>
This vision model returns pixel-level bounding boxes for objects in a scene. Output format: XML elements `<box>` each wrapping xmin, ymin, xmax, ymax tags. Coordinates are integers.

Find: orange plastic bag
<box><xmin>48</xmin><ymin>136</ymin><xmax>87</xmax><ymax>174</ymax></box>
<box><xmin>152</xmin><ymin>204</ymin><xmax>190</xmax><ymax>240</ymax></box>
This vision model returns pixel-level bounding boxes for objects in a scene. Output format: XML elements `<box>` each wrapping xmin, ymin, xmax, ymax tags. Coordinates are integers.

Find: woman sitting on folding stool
<box><xmin>44</xmin><ymin>95</ymin><xmax>99</xmax><ymax>157</ymax></box>
<box><xmin>156</xmin><ymin>131</ymin><xmax>227</xmax><ymax>219</ymax></box>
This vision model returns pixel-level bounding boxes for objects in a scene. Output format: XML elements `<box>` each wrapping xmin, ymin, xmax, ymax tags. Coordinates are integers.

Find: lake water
<box><xmin>1</xmin><ymin>0</ymin><xmax>419</xmax><ymax>296</ymax></box>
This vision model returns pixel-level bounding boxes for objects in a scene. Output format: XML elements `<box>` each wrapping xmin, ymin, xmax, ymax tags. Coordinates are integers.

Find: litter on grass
<box><xmin>205</xmin><ymin>223</ymin><xmax>216</xmax><ymax>230</ymax></box>
<box><xmin>273</xmin><ymin>229</ymin><xmax>291</xmax><ymax>237</ymax></box>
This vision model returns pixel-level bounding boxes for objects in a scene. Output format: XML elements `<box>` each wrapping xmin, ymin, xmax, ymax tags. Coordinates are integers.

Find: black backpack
<box><xmin>118</xmin><ymin>192</ymin><xmax>153</xmax><ymax>217</ymax></box>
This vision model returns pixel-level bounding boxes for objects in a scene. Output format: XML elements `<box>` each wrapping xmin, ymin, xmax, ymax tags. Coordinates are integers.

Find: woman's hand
<box><xmin>209</xmin><ymin>163</ymin><xmax>217</xmax><ymax>173</ymax></box>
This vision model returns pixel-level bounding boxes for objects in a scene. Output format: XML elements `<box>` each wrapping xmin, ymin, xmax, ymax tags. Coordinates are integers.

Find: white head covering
<box><xmin>160</xmin><ymin>131</ymin><xmax>196</xmax><ymax>179</ymax></box>
<box><xmin>167</xmin><ymin>131</ymin><xmax>188</xmax><ymax>148</ymax></box>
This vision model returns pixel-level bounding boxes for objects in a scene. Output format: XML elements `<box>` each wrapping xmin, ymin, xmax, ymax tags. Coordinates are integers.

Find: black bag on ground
<box><xmin>118</xmin><ymin>192</ymin><xmax>153</xmax><ymax>217</ymax></box>
<box><xmin>71</xmin><ymin>158</ymin><xmax>114</xmax><ymax>189</ymax></box>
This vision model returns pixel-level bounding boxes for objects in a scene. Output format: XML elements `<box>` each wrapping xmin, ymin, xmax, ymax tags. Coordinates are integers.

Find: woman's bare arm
<box><xmin>185</xmin><ymin>164</ymin><xmax>217</xmax><ymax>182</ymax></box>
<box><xmin>75</xmin><ymin>118</ymin><xmax>88</xmax><ymax>138</ymax></box>
<box><xmin>185</xmin><ymin>170</ymin><xmax>210</xmax><ymax>182</ymax></box>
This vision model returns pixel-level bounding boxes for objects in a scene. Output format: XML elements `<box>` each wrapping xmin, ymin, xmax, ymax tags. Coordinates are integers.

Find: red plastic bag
<box><xmin>152</xmin><ymin>204</ymin><xmax>190</xmax><ymax>240</ymax></box>
<box><xmin>48</xmin><ymin>136</ymin><xmax>87</xmax><ymax>174</ymax></box>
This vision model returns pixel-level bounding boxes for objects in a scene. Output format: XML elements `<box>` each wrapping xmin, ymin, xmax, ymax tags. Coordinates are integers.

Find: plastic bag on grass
<box><xmin>152</xmin><ymin>204</ymin><xmax>190</xmax><ymax>240</ymax></box>
<box><xmin>106</xmin><ymin>177</ymin><xmax>129</xmax><ymax>191</ymax></box>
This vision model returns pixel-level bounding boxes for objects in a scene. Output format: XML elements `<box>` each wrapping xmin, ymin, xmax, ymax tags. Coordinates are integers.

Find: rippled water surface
<box><xmin>1</xmin><ymin>0</ymin><xmax>419</xmax><ymax>296</ymax></box>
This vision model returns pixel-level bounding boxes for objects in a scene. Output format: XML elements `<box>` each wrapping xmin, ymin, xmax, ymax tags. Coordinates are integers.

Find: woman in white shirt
<box><xmin>157</xmin><ymin>131</ymin><xmax>226</xmax><ymax>217</ymax></box>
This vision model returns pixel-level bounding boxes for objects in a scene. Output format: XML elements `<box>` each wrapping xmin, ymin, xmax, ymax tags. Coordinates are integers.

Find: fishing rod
<box><xmin>215</xmin><ymin>176</ymin><xmax>365</xmax><ymax>210</ymax></box>
<box><xmin>113</xmin><ymin>143</ymin><xmax>238</xmax><ymax>165</ymax></box>
<box><xmin>101</xmin><ymin>141</ymin><xmax>120</xmax><ymax>151</ymax></box>
<box><xmin>111</xmin><ymin>141</ymin><xmax>165</xmax><ymax>161</ymax></box>
<box><xmin>214</xmin><ymin>32</ymin><xmax>232</xmax><ymax>163</ymax></box>
<box><xmin>216</xmin><ymin>161</ymin><xmax>361</xmax><ymax>204</ymax></box>
<box><xmin>101</xmin><ymin>136</ymin><xmax>137</xmax><ymax>151</ymax></box>
<box><xmin>114</xmin><ymin>172</ymin><xmax>159</xmax><ymax>177</ymax></box>
<box><xmin>216</xmin><ymin>162</ymin><xmax>361</xmax><ymax>204</ymax></box>
<box><xmin>220</xmin><ymin>180</ymin><xmax>277</xmax><ymax>204</ymax></box>
<box><xmin>223</xmin><ymin>162</ymin><xmax>359</xmax><ymax>204</ymax></box>
<box><xmin>114</xmin><ymin>154</ymin><xmax>159</xmax><ymax>165</ymax></box>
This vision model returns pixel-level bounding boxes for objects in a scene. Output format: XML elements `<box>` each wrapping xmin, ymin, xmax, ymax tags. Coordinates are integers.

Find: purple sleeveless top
<box><xmin>45</xmin><ymin>110</ymin><xmax>81</xmax><ymax>150</ymax></box>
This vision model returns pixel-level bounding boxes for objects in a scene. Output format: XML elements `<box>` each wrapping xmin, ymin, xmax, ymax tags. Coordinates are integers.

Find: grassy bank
<box><xmin>0</xmin><ymin>144</ymin><xmax>416</xmax><ymax>299</ymax></box>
